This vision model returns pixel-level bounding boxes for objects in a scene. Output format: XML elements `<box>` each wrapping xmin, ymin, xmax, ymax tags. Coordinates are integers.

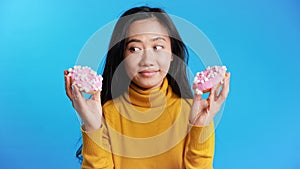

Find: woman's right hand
<box><xmin>64</xmin><ymin>70</ymin><xmax>102</xmax><ymax>132</ymax></box>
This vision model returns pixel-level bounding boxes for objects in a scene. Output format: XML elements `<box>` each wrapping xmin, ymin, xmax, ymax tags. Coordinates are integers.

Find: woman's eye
<box><xmin>129</xmin><ymin>47</ymin><xmax>141</xmax><ymax>52</ymax></box>
<box><xmin>154</xmin><ymin>45</ymin><xmax>163</xmax><ymax>50</ymax></box>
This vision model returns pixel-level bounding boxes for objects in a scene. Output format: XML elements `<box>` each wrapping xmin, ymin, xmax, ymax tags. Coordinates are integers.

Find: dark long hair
<box><xmin>102</xmin><ymin>6</ymin><xmax>193</xmax><ymax>104</ymax></box>
<box><xmin>76</xmin><ymin>6</ymin><xmax>193</xmax><ymax>162</ymax></box>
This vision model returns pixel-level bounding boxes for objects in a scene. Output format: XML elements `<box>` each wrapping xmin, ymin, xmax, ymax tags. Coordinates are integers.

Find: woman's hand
<box><xmin>64</xmin><ymin>70</ymin><xmax>102</xmax><ymax>132</ymax></box>
<box><xmin>189</xmin><ymin>72</ymin><xmax>231</xmax><ymax>126</ymax></box>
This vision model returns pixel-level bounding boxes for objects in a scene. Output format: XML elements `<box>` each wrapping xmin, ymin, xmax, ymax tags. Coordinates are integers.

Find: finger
<box><xmin>214</xmin><ymin>84</ymin><xmax>221</xmax><ymax>99</ymax></box>
<box><xmin>190</xmin><ymin>93</ymin><xmax>202</xmax><ymax>123</ymax></box>
<box><xmin>91</xmin><ymin>91</ymin><xmax>101</xmax><ymax>102</ymax></box>
<box><xmin>194</xmin><ymin>91</ymin><xmax>203</xmax><ymax>101</ymax></box>
<box><xmin>209</xmin><ymin>85</ymin><xmax>217</xmax><ymax>102</ymax></box>
<box><xmin>64</xmin><ymin>72</ymin><xmax>73</xmax><ymax>100</ymax></box>
<box><xmin>217</xmin><ymin>72</ymin><xmax>230</xmax><ymax>104</ymax></box>
<box><xmin>72</xmin><ymin>84</ymin><xmax>84</xmax><ymax>103</ymax></box>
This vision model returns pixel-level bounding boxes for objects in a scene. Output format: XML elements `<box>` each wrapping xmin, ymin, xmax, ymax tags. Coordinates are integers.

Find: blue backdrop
<box><xmin>1</xmin><ymin>0</ymin><xmax>299</xmax><ymax>168</ymax></box>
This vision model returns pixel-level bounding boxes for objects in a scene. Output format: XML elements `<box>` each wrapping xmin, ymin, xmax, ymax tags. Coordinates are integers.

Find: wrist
<box><xmin>189</xmin><ymin>115</ymin><xmax>213</xmax><ymax>127</ymax></box>
<box><xmin>82</xmin><ymin>122</ymin><xmax>102</xmax><ymax>132</ymax></box>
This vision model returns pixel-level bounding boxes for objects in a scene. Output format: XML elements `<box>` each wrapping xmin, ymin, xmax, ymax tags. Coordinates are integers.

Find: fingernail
<box><xmin>195</xmin><ymin>89</ymin><xmax>203</xmax><ymax>95</ymax></box>
<box><xmin>64</xmin><ymin>70</ymin><xmax>68</xmax><ymax>75</ymax></box>
<box><xmin>72</xmin><ymin>84</ymin><xmax>76</xmax><ymax>90</ymax></box>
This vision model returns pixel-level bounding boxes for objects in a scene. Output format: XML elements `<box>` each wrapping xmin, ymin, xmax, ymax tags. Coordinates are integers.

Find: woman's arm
<box><xmin>184</xmin><ymin>122</ymin><xmax>215</xmax><ymax>169</ymax></box>
<box><xmin>185</xmin><ymin>72</ymin><xmax>230</xmax><ymax>168</ymax></box>
<box><xmin>64</xmin><ymin>70</ymin><xmax>114</xmax><ymax>168</ymax></box>
<box><xmin>81</xmin><ymin>119</ymin><xmax>114</xmax><ymax>169</ymax></box>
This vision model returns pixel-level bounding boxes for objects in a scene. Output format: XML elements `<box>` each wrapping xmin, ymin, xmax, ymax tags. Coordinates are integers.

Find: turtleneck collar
<box><xmin>123</xmin><ymin>78</ymin><xmax>170</xmax><ymax>108</ymax></box>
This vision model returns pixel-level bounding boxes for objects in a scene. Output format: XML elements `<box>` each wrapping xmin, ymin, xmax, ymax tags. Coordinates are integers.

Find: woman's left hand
<box><xmin>189</xmin><ymin>72</ymin><xmax>231</xmax><ymax>126</ymax></box>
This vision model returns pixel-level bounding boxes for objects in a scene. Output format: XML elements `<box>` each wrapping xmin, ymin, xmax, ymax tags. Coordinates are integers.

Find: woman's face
<box><xmin>124</xmin><ymin>18</ymin><xmax>172</xmax><ymax>90</ymax></box>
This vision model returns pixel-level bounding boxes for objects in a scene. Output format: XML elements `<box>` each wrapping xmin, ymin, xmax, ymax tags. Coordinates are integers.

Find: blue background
<box><xmin>1</xmin><ymin>0</ymin><xmax>299</xmax><ymax>168</ymax></box>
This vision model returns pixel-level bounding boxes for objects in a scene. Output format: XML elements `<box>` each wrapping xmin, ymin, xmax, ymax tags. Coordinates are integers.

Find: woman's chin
<box><xmin>133</xmin><ymin>79</ymin><xmax>164</xmax><ymax>90</ymax></box>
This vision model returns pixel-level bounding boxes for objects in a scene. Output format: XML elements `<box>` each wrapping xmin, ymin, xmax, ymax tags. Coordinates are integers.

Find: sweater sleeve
<box><xmin>184</xmin><ymin>122</ymin><xmax>215</xmax><ymax>169</ymax></box>
<box><xmin>81</xmin><ymin>120</ymin><xmax>114</xmax><ymax>169</ymax></box>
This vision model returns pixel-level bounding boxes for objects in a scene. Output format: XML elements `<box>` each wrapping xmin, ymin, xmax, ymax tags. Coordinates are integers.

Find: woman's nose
<box><xmin>140</xmin><ymin>49</ymin><xmax>155</xmax><ymax>66</ymax></box>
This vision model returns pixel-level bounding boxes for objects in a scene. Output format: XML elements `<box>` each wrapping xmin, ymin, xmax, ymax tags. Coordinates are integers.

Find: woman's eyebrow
<box><xmin>126</xmin><ymin>36</ymin><xmax>167</xmax><ymax>46</ymax></box>
<box><xmin>151</xmin><ymin>37</ymin><xmax>166</xmax><ymax>42</ymax></box>
<box><xmin>126</xmin><ymin>39</ymin><xmax>141</xmax><ymax>46</ymax></box>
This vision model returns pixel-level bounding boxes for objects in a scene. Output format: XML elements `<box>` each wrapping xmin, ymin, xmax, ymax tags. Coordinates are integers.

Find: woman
<box><xmin>64</xmin><ymin>6</ymin><xmax>230</xmax><ymax>169</ymax></box>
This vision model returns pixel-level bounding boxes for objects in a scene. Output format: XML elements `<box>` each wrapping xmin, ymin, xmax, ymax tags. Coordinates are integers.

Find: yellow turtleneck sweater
<box><xmin>81</xmin><ymin>78</ymin><xmax>215</xmax><ymax>169</ymax></box>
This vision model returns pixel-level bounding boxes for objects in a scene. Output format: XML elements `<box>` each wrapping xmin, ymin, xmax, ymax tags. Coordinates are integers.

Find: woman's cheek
<box><xmin>124</xmin><ymin>60</ymin><xmax>139</xmax><ymax>79</ymax></box>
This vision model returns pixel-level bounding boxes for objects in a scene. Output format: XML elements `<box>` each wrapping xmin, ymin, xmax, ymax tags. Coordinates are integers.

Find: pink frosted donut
<box><xmin>67</xmin><ymin>66</ymin><xmax>103</xmax><ymax>94</ymax></box>
<box><xmin>193</xmin><ymin>66</ymin><xmax>227</xmax><ymax>95</ymax></box>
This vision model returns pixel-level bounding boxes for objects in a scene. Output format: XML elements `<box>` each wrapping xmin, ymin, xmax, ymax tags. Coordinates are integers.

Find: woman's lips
<box><xmin>139</xmin><ymin>70</ymin><xmax>159</xmax><ymax>77</ymax></box>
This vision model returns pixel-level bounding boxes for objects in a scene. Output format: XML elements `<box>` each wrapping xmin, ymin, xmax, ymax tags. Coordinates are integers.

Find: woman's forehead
<box><xmin>127</xmin><ymin>18</ymin><xmax>169</xmax><ymax>38</ymax></box>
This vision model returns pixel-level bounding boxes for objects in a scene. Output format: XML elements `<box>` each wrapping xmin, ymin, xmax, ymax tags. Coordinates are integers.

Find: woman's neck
<box><xmin>125</xmin><ymin>78</ymin><xmax>169</xmax><ymax>108</ymax></box>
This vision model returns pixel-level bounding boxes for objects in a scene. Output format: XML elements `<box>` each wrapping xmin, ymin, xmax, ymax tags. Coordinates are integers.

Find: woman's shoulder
<box><xmin>183</xmin><ymin>98</ymin><xmax>193</xmax><ymax>106</ymax></box>
<box><xmin>103</xmin><ymin>99</ymin><xmax>117</xmax><ymax>109</ymax></box>
<box><xmin>102</xmin><ymin>97</ymin><xmax>124</xmax><ymax>120</ymax></box>
<box><xmin>175</xmin><ymin>98</ymin><xmax>193</xmax><ymax>109</ymax></box>
<box><xmin>169</xmin><ymin>91</ymin><xmax>193</xmax><ymax>105</ymax></box>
